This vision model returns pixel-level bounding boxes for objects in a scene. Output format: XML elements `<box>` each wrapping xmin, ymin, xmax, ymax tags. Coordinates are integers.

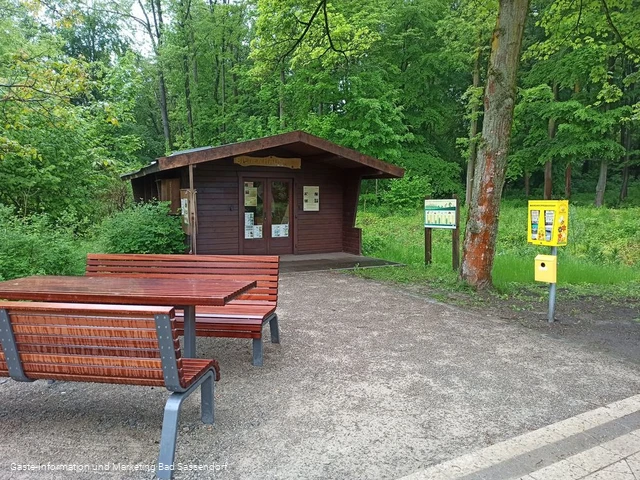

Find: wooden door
<box><xmin>242</xmin><ymin>178</ymin><xmax>293</xmax><ymax>255</ymax></box>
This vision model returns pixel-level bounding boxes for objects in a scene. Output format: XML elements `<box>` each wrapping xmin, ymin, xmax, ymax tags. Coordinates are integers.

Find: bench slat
<box><xmin>87</xmin><ymin>265</ymin><xmax>278</xmax><ymax>275</ymax></box>
<box><xmin>20</xmin><ymin>362</ymin><xmax>167</xmax><ymax>380</ymax></box>
<box><xmin>17</xmin><ymin>344</ymin><xmax>162</xmax><ymax>358</ymax></box>
<box><xmin>9</xmin><ymin>314</ymin><xmax>157</xmax><ymax>329</ymax></box>
<box><xmin>176</xmin><ymin>305</ymin><xmax>275</xmax><ymax>319</ymax></box>
<box><xmin>177</xmin><ymin>319</ymin><xmax>263</xmax><ymax>328</ymax></box>
<box><xmin>12</xmin><ymin>324</ymin><xmax>159</xmax><ymax>339</ymax></box>
<box><xmin>21</xmin><ymin>372</ymin><xmax>167</xmax><ymax>386</ymax></box>
<box><xmin>87</xmin><ymin>253</ymin><xmax>278</xmax><ymax>263</ymax></box>
<box><xmin>0</xmin><ymin>302</ymin><xmax>173</xmax><ymax>316</ymax></box>
<box><xmin>13</xmin><ymin>334</ymin><xmax>171</xmax><ymax>350</ymax></box>
<box><xmin>178</xmin><ymin>330</ymin><xmax>261</xmax><ymax>339</ymax></box>
<box><xmin>19</xmin><ymin>353</ymin><xmax>164</xmax><ymax>369</ymax></box>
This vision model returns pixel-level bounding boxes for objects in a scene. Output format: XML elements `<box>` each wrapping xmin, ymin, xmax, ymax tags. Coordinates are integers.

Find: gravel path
<box><xmin>1</xmin><ymin>271</ymin><xmax>639</xmax><ymax>479</ymax></box>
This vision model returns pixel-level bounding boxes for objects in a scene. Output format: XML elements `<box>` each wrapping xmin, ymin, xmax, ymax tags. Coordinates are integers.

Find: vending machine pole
<box><xmin>548</xmin><ymin>246</ymin><xmax>558</xmax><ymax>323</ymax></box>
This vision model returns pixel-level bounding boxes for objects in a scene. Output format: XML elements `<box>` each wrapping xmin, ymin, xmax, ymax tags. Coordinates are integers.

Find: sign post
<box><xmin>424</xmin><ymin>196</ymin><xmax>459</xmax><ymax>270</ymax></box>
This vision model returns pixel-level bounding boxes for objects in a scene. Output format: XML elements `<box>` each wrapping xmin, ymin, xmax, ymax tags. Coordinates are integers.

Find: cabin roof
<box><xmin>122</xmin><ymin>130</ymin><xmax>405</xmax><ymax>180</ymax></box>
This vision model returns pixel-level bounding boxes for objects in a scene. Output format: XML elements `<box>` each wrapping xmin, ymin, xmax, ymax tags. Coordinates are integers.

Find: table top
<box><xmin>0</xmin><ymin>275</ymin><xmax>256</xmax><ymax>306</ymax></box>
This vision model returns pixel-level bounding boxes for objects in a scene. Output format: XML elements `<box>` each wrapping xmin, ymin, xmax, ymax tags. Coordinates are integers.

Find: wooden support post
<box><xmin>425</xmin><ymin>227</ymin><xmax>432</xmax><ymax>265</ymax></box>
<box><xmin>424</xmin><ymin>196</ymin><xmax>432</xmax><ymax>265</ymax></box>
<box><xmin>188</xmin><ymin>165</ymin><xmax>197</xmax><ymax>254</ymax></box>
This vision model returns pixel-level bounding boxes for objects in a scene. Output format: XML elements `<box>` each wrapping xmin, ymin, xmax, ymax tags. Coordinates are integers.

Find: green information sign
<box><xmin>424</xmin><ymin>199</ymin><xmax>457</xmax><ymax>229</ymax></box>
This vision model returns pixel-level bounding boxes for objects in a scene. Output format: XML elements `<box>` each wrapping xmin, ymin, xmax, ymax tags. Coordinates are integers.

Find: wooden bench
<box><xmin>0</xmin><ymin>302</ymin><xmax>220</xmax><ymax>480</ymax></box>
<box><xmin>86</xmin><ymin>254</ymin><xmax>281</xmax><ymax>366</ymax></box>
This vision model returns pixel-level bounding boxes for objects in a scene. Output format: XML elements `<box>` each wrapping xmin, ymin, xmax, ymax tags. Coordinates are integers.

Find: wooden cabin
<box><xmin>124</xmin><ymin>131</ymin><xmax>405</xmax><ymax>256</ymax></box>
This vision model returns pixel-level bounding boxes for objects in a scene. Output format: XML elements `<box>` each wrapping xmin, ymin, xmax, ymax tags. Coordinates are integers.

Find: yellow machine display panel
<box><xmin>527</xmin><ymin>200</ymin><xmax>568</xmax><ymax>247</ymax></box>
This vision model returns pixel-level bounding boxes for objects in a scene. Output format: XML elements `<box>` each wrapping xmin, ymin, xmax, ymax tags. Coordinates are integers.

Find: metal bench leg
<box><xmin>182</xmin><ymin>305</ymin><xmax>196</xmax><ymax>358</ymax></box>
<box><xmin>157</xmin><ymin>393</ymin><xmax>184</xmax><ymax>479</ymax></box>
<box><xmin>252</xmin><ymin>338</ymin><xmax>263</xmax><ymax>367</ymax></box>
<box><xmin>200</xmin><ymin>374</ymin><xmax>214</xmax><ymax>424</ymax></box>
<box><xmin>269</xmin><ymin>314</ymin><xmax>280</xmax><ymax>344</ymax></box>
<box><xmin>156</xmin><ymin>370</ymin><xmax>215</xmax><ymax>479</ymax></box>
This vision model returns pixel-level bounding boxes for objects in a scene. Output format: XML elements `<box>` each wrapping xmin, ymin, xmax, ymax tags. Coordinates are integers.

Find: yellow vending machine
<box><xmin>527</xmin><ymin>200</ymin><xmax>568</xmax><ymax>247</ymax></box>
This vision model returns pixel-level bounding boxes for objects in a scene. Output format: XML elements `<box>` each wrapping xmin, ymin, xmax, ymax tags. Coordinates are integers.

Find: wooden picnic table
<box><xmin>0</xmin><ymin>275</ymin><xmax>256</xmax><ymax>358</ymax></box>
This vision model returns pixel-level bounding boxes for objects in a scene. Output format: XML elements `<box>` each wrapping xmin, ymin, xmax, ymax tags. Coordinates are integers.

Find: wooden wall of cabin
<box><xmin>342</xmin><ymin>172</ymin><xmax>362</xmax><ymax>255</ymax></box>
<box><xmin>293</xmin><ymin>161</ymin><xmax>344</xmax><ymax>254</ymax></box>
<box><xmin>191</xmin><ymin>158</ymin><xmax>361</xmax><ymax>255</ymax></box>
<box><xmin>193</xmin><ymin>160</ymin><xmax>240</xmax><ymax>254</ymax></box>
<box><xmin>131</xmin><ymin>176</ymin><xmax>157</xmax><ymax>202</ymax></box>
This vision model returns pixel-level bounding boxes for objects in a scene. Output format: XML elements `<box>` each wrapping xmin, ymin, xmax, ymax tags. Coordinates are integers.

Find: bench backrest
<box><xmin>0</xmin><ymin>302</ymin><xmax>191</xmax><ymax>390</ymax></box>
<box><xmin>86</xmin><ymin>254</ymin><xmax>280</xmax><ymax>306</ymax></box>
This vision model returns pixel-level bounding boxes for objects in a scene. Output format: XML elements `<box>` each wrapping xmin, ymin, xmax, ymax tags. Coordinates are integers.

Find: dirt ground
<box><xmin>401</xmin><ymin>281</ymin><xmax>640</xmax><ymax>366</ymax></box>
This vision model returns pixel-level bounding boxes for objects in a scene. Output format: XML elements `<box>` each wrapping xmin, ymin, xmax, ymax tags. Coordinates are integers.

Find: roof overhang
<box><xmin>122</xmin><ymin>131</ymin><xmax>404</xmax><ymax>180</ymax></box>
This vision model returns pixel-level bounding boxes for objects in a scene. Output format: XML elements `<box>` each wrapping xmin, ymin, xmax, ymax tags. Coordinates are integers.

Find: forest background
<box><xmin>0</xmin><ymin>0</ymin><xmax>638</xmax><ymax>292</ymax></box>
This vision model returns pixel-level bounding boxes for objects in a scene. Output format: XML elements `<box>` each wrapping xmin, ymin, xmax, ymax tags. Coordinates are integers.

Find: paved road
<box><xmin>402</xmin><ymin>395</ymin><xmax>640</xmax><ymax>480</ymax></box>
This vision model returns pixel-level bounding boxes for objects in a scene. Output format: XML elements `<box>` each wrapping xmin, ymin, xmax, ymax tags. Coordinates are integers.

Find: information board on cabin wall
<box><xmin>303</xmin><ymin>186</ymin><xmax>320</xmax><ymax>211</ymax></box>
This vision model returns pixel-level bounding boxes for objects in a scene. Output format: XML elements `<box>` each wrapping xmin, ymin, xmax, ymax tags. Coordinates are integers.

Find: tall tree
<box><xmin>460</xmin><ymin>0</ymin><xmax>530</xmax><ymax>289</ymax></box>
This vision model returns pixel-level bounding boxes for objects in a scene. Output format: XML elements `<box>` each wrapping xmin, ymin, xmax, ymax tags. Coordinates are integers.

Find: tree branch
<box><xmin>322</xmin><ymin>0</ymin><xmax>348</xmax><ymax>60</ymax></box>
<box><xmin>561</xmin><ymin>0</ymin><xmax>582</xmax><ymax>45</ymax></box>
<box><xmin>600</xmin><ymin>0</ymin><xmax>640</xmax><ymax>56</ymax></box>
<box><xmin>278</xmin><ymin>0</ymin><xmax>324</xmax><ymax>63</ymax></box>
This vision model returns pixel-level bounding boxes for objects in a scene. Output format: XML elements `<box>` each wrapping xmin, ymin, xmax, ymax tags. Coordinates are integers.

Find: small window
<box><xmin>158</xmin><ymin>178</ymin><xmax>181</xmax><ymax>214</ymax></box>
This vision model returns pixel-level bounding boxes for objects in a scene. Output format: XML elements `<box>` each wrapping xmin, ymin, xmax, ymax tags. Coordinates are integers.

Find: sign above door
<box><xmin>234</xmin><ymin>155</ymin><xmax>301</xmax><ymax>169</ymax></box>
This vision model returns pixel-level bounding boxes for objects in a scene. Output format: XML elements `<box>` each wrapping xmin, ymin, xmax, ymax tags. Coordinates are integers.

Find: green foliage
<box><xmin>96</xmin><ymin>202</ymin><xmax>186</xmax><ymax>254</ymax></box>
<box><xmin>381</xmin><ymin>175</ymin><xmax>433</xmax><ymax>213</ymax></box>
<box><xmin>399</xmin><ymin>147</ymin><xmax>462</xmax><ymax>197</ymax></box>
<box><xmin>0</xmin><ymin>205</ymin><xmax>86</xmax><ymax>281</ymax></box>
<box><xmin>0</xmin><ymin>1</ymin><xmax>145</xmax><ymax>223</ymax></box>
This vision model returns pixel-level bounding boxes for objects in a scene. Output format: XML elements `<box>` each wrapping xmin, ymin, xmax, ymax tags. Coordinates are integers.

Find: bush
<box><xmin>0</xmin><ymin>205</ymin><xmax>86</xmax><ymax>280</ymax></box>
<box><xmin>96</xmin><ymin>202</ymin><xmax>186</xmax><ymax>254</ymax></box>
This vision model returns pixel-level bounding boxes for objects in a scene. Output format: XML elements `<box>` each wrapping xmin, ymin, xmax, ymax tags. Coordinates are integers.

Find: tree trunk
<box><xmin>220</xmin><ymin>1</ymin><xmax>227</xmax><ymax>134</ymax></box>
<box><xmin>279</xmin><ymin>68</ymin><xmax>286</xmax><ymax>130</ymax></box>
<box><xmin>543</xmin><ymin>160</ymin><xmax>552</xmax><ymax>199</ymax></box>
<box><xmin>619</xmin><ymin>123</ymin><xmax>631</xmax><ymax>201</ymax></box>
<box><xmin>179</xmin><ymin>0</ymin><xmax>195</xmax><ymax>146</ymax></box>
<box><xmin>466</xmin><ymin>34</ymin><xmax>482</xmax><ymax>207</ymax></box>
<box><xmin>544</xmin><ymin>82</ymin><xmax>558</xmax><ymax>199</ymax></box>
<box><xmin>158</xmin><ymin>72</ymin><xmax>172</xmax><ymax>151</ymax></box>
<box><xmin>619</xmin><ymin>59</ymin><xmax>634</xmax><ymax>202</ymax></box>
<box><xmin>183</xmin><ymin>55</ymin><xmax>195</xmax><ymax>147</ymax></box>
<box><xmin>594</xmin><ymin>56</ymin><xmax>616</xmax><ymax>207</ymax></box>
<box><xmin>595</xmin><ymin>160</ymin><xmax>608</xmax><ymax>207</ymax></box>
<box><xmin>151</xmin><ymin>0</ymin><xmax>172</xmax><ymax>151</ymax></box>
<box><xmin>620</xmin><ymin>164</ymin><xmax>630</xmax><ymax>201</ymax></box>
<box><xmin>460</xmin><ymin>0</ymin><xmax>530</xmax><ymax>289</ymax></box>
<box><xmin>564</xmin><ymin>163</ymin><xmax>572</xmax><ymax>198</ymax></box>
<box><xmin>524</xmin><ymin>171</ymin><xmax>530</xmax><ymax>198</ymax></box>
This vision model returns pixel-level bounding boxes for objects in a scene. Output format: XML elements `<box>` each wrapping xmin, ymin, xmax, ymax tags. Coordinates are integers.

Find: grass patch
<box><xmin>355</xmin><ymin>204</ymin><xmax>640</xmax><ymax>301</ymax></box>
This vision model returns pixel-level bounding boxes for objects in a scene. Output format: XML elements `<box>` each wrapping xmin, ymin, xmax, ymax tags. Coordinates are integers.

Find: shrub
<box><xmin>96</xmin><ymin>202</ymin><xmax>186</xmax><ymax>254</ymax></box>
<box><xmin>0</xmin><ymin>205</ymin><xmax>86</xmax><ymax>280</ymax></box>
<box><xmin>380</xmin><ymin>175</ymin><xmax>433</xmax><ymax>213</ymax></box>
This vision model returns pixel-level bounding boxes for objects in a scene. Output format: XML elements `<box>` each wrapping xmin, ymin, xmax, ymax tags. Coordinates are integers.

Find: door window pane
<box><xmin>270</xmin><ymin>181</ymin><xmax>289</xmax><ymax>238</ymax></box>
<box><xmin>244</xmin><ymin>181</ymin><xmax>264</xmax><ymax>239</ymax></box>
